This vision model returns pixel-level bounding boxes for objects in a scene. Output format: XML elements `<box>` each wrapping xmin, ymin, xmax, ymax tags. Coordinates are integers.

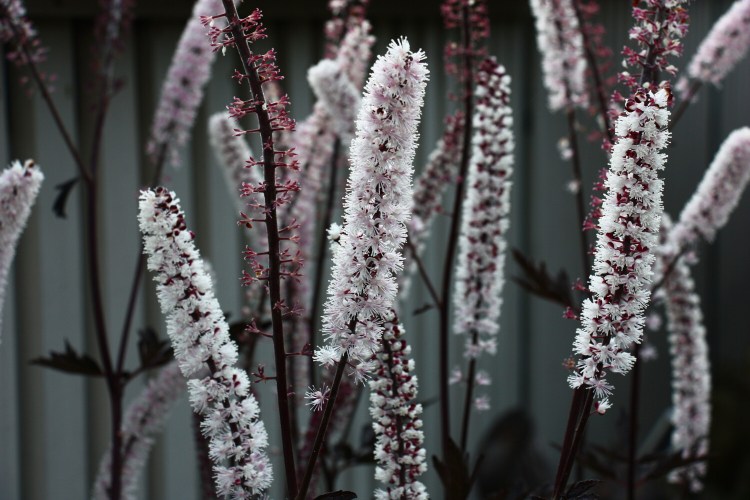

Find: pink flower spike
<box><xmin>0</xmin><ymin>159</ymin><xmax>43</xmax><ymax>342</ymax></box>
<box><xmin>317</xmin><ymin>38</ymin><xmax>429</xmax><ymax>373</ymax></box>
<box><xmin>138</xmin><ymin>188</ymin><xmax>272</xmax><ymax>497</ymax></box>
<box><xmin>670</xmin><ymin>127</ymin><xmax>750</xmax><ymax>247</ymax></box>
<box><xmin>568</xmin><ymin>88</ymin><xmax>671</xmax><ymax>405</ymax></box>
<box><xmin>454</xmin><ymin>58</ymin><xmax>515</xmax><ymax>369</ymax></box>
<box><xmin>680</xmin><ymin>0</ymin><xmax>750</xmax><ymax>93</ymax></box>
<box><xmin>147</xmin><ymin>0</ymin><xmax>238</xmax><ymax>167</ymax></box>
<box><xmin>529</xmin><ymin>0</ymin><xmax>589</xmax><ymax>111</ymax></box>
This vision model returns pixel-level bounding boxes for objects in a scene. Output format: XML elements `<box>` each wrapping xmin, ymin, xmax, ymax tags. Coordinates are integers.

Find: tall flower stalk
<box><xmin>0</xmin><ymin>159</ymin><xmax>43</xmax><ymax>341</ymax></box>
<box><xmin>139</xmin><ymin>188</ymin><xmax>273</xmax><ymax>497</ymax></box>
<box><xmin>554</xmin><ymin>87</ymin><xmax>671</xmax><ymax>499</ymax></box>
<box><xmin>204</xmin><ymin>2</ymin><xmax>302</xmax><ymax>494</ymax></box>
<box><xmin>437</xmin><ymin>0</ymin><xmax>489</xmax><ymax>457</ymax></box>
<box><xmin>452</xmin><ymin>57</ymin><xmax>514</xmax><ymax>451</ymax></box>
<box><xmin>298</xmin><ymin>38</ymin><xmax>428</xmax><ymax>500</ymax></box>
<box><xmin>655</xmin><ymin>216</ymin><xmax>712</xmax><ymax>493</ymax></box>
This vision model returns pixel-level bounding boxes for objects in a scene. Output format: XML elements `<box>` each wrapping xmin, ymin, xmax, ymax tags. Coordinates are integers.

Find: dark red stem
<box><xmin>439</xmin><ymin>3</ymin><xmax>474</xmax><ymax>457</ymax></box>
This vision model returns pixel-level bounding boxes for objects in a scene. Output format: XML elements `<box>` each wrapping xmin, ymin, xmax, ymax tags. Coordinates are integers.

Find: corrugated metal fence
<box><xmin>1</xmin><ymin>1</ymin><xmax>749</xmax><ymax>498</ymax></box>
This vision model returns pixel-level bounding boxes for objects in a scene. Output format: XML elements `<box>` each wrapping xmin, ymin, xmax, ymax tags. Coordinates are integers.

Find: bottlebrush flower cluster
<box><xmin>664</xmin><ymin>257</ymin><xmax>711</xmax><ymax>492</ymax></box>
<box><xmin>146</xmin><ymin>0</ymin><xmax>232</xmax><ymax>167</ymax></box>
<box><xmin>0</xmin><ymin>159</ymin><xmax>43</xmax><ymax>340</ymax></box>
<box><xmin>369</xmin><ymin>312</ymin><xmax>427</xmax><ymax>499</ymax></box>
<box><xmin>679</xmin><ymin>0</ymin><xmax>750</xmax><ymax>93</ymax></box>
<box><xmin>529</xmin><ymin>0</ymin><xmax>589</xmax><ymax>111</ymax></box>
<box><xmin>316</xmin><ymin>39</ymin><xmax>429</xmax><ymax>377</ymax></box>
<box><xmin>453</xmin><ymin>58</ymin><xmax>514</xmax><ymax>369</ymax></box>
<box><xmin>655</xmin><ymin>217</ymin><xmax>711</xmax><ymax>493</ymax></box>
<box><xmin>307</xmin><ymin>59</ymin><xmax>360</xmax><ymax>140</ymax></box>
<box><xmin>408</xmin><ymin>112</ymin><xmax>464</xmax><ymax>258</ymax></box>
<box><xmin>0</xmin><ymin>0</ymin><xmax>46</xmax><ymax>70</ymax></box>
<box><xmin>670</xmin><ymin>127</ymin><xmax>750</xmax><ymax>247</ymax></box>
<box><xmin>138</xmin><ymin>188</ymin><xmax>272</xmax><ymax>497</ymax></box>
<box><xmin>619</xmin><ymin>0</ymin><xmax>689</xmax><ymax>91</ymax></box>
<box><xmin>93</xmin><ymin>362</ymin><xmax>185</xmax><ymax>500</ymax></box>
<box><xmin>568</xmin><ymin>88</ymin><xmax>671</xmax><ymax>404</ymax></box>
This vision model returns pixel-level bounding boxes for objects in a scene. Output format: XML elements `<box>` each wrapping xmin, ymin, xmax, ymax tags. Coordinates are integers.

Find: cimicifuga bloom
<box><xmin>568</xmin><ymin>88</ymin><xmax>671</xmax><ymax>405</ymax></box>
<box><xmin>146</xmin><ymin>0</ymin><xmax>235</xmax><ymax>167</ymax></box>
<box><xmin>93</xmin><ymin>362</ymin><xmax>185</xmax><ymax>500</ymax></box>
<box><xmin>678</xmin><ymin>0</ymin><xmax>750</xmax><ymax>95</ymax></box>
<box><xmin>453</xmin><ymin>58</ymin><xmax>514</xmax><ymax>372</ymax></box>
<box><xmin>316</xmin><ymin>39</ymin><xmax>429</xmax><ymax>378</ymax></box>
<box><xmin>0</xmin><ymin>159</ymin><xmax>43</xmax><ymax>341</ymax></box>
<box><xmin>308</xmin><ymin>59</ymin><xmax>360</xmax><ymax>141</ymax></box>
<box><xmin>619</xmin><ymin>0</ymin><xmax>689</xmax><ymax>93</ymax></box>
<box><xmin>655</xmin><ymin>216</ymin><xmax>711</xmax><ymax>493</ymax></box>
<box><xmin>670</xmin><ymin>127</ymin><xmax>750</xmax><ymax>248</ymax></box>
<box><xmin>138</xmin><ymin>188</ymin><xmax>272</xmax><ymax>496</ymax></box>
<box><xmin>529</xmin><ymin>0</ymin><xmax>589</xmax><ymax>111</ymax></box>
<box><xmin>369</xmin><ymin>312</ymin><xmax>428</xmax><ymax>499</ymax></box>
<box><xmin>0</xmin><ymin>0</ymin><xmax>47</xmax><ymax>72</ymax></box>
<box><xmin>402</xmin><ymin>112</ymin><xmax>463</xmax><ymax>295</ymax></box>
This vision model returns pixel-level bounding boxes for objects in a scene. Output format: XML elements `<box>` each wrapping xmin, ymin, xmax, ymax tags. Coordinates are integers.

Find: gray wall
<box><xmin>1</xmin><ymin>1</ymin><xmax>749</xmax><ymax>498</ymax></box>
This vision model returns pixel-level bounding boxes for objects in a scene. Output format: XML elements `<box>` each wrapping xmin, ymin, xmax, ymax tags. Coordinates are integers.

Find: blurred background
<box><xmin>1</xmin><ymin>0</ymin><xmax>749</xmax><ymax>498</ymax></box>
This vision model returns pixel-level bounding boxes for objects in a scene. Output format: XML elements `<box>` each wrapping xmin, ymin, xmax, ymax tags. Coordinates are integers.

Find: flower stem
<box><xmin>221</xmin><ymin>0</ymin><xmax>298</xmax><ymax>494</ymax></box>
<box><xmin>296</xmin><ymin>350</ymin><xmax>350</xmax><ymax>500</ymax></box>
<box><xmin>439</xmin><ymin>3</ymin><xmax>474</xmax><ymax>456</ymax></box>
<box><xmin>308</xmin><ymin>138</ymin><xmax>342</xmax><ymax>387</ymax></box>
<box><xmin>627</xmin><ymin>343</ymin><xmax>643</xmax><ymax>500</ymax></box>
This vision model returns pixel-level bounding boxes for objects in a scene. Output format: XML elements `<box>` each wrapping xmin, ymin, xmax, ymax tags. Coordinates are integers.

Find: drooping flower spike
<box><xmin>316</xmin><ymin>38</ymin><xmax>429</xmax><ymax>379</ymax></box>
<box><xmin>147</xmin><ymin>0</ymin><xmax>236</xmax><ymax>167</ymax></box>
<box><xmin>0</xmin><ymin>159</ymin><xmax>43</xmax><ymax>342</ymax></box>
<box><xmin>138</xmin><ymin>188</ymin><xmax>272</xmax><ymax>497</ymax></box>
<box><xmin>677</xmin><ymin>0</ymin><xmax>750</xmax><ymax>96</ymax></box>
<box><xmin>453</xmin><ymin>58</ymin><xmax>515</xmax><ymax>395</ymax></box>
<box><xmin>670</xmin><ymin>127</ymin><xmax>750</xmax><ymax>248</ymax></box>
<box><xmin>369</xmin><ymin>311</ymin><xmax>428</xmax><ymax>499</ymax></box>
<box><xmin>92</xmin><ymin>362</ymin><xmax>185</xmax><ymax>500</ymax></box>
<box><xmin>529</xmin><ymin>0</ymin><xmax>589</xmax><ymax>111</ymax></box>
<box><xmin>568</xmin><ymin>88</ymin><xmax>671</xmax><ymax>405</ymax></box>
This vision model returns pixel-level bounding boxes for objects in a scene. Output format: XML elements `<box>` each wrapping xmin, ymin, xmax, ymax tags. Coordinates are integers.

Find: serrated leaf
<box><xmin>511</xmin><ymin>249</ymin><xmax>576</xmax><ymax>310</ymax></box>
<box><xmin>52</xmin><ymin>176</ymin><xmax>79</xmax><ymax>219</ymax></box>
<box><xmin>314</xmin><ymin>491</ymin><xmax>357</xmax><ymax>499</ymax></box>
<box><xmin>31</xmin><ymin>340</ymin><xmax>103</xmax><ymax>377</ymax></box>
